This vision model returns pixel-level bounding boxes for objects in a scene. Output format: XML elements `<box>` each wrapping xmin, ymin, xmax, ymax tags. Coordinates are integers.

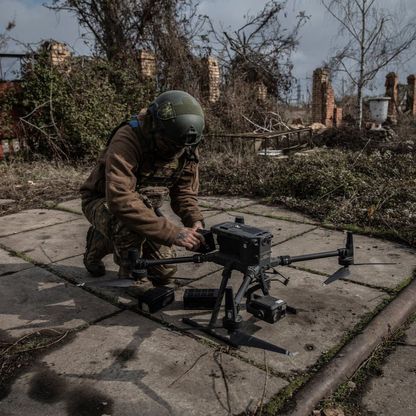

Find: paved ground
<box><xmin>0</xmin><ymin>197</ymin><xmax>415</xmax><ymax>415</ymax></box>
<box><xmin>361</xmin><ymin>320</ymin><xmax>416</xmax><ymax>416</ymax></box>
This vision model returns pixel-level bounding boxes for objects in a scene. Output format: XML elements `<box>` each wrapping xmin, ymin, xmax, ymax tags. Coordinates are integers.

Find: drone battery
<box><xmin>137</xmin><ymin>287</ymin><xmax>174</xmax><ymax>313</ymax></box>
<box><xmin>246</xmin><ymin>295</ymin><xmax>287</xmax><ymax>324</ymax></box>
<box><xmin>211</xmin><ymin>222</ymin><xmax>273</xmax><ymax>270</ymax></box>
<box><xmin>183</xmin><ymin>288</ymin><xmax>219</xmax><ymax>310</ymax></box>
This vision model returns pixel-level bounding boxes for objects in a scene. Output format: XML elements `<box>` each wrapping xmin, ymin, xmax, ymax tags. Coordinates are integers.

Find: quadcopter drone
<box><xmin>85</xmin><ymin>216</ymin><xmax>392</xmax><ymax>355</ymax></box>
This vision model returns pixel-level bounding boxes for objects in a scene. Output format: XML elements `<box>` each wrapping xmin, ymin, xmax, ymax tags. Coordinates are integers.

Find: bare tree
<box><xmin>48</xmin><ymin>0</ymin><xmax>208</xmax><ymax>90</ymax></box>
<box><xmin>322</xmin><ymin>0</ymin><xmax>416</xmax><ymax>127</ymax></box>
<box><xmin>209</xmin><ymin>0</ymin><xmax>308</xmax><ymax>100</ymax></box>
<box><xmin>0</xmin><ymin>21</ymin><xmax>16</xmax><ymax>51</ymax></box>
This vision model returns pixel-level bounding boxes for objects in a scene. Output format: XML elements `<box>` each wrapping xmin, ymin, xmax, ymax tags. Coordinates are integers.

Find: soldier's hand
<box><xmin>173</xmin><ymin>227</ymin><xmax>204</xmax><ymax>251</ymax></box>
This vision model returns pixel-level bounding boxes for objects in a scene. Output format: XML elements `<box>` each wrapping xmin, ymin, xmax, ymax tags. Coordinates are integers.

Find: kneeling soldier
<box><xmin>80</xmin><ymin>90</ymin><xmax>205</xmax><ymax>292</ymax></box>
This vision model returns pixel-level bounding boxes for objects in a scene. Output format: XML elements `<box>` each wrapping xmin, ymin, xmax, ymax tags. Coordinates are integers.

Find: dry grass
<box><xmin>0</xmin><ymin>159</ymin><xmax>92</xmax><ymax>216</ymax></box>
<box><xmin>200</xmin><ymin>148</ymin><xmax>416</xmax><ymax>247</ymax></box>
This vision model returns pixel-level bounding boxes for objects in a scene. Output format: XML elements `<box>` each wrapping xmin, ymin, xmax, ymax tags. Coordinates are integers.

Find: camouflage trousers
<box><xmin>81</xmin><ymin>197</ymin><xmax>177</xmax><ymax>279</ymax></box>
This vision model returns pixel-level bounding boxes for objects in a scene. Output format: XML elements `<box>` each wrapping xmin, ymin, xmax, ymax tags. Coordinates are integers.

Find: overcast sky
<box><xmin>1</xmin><ymin>0</ymin><xmax>416</xmax><ymax>97</ymax></box>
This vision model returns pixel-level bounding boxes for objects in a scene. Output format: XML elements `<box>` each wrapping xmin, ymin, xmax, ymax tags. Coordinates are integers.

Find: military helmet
<box><xmin>148</xmin><ymin>90</ymin><xmax>205</xmax><ymax>147</ymax></box>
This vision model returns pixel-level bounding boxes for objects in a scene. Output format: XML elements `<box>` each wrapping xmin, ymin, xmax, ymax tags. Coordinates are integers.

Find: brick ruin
<box><xmin>311</xmin><ymin>69</ymin><xmax>416</xmax><ymax>128</ymax></box>
<box><xmin>312</xmin><ymin>68</ymin><xmax>342</xmax><ymax>127</ymax></box>
<box><xmin>255</xmin><ymin>82</ymin><xmax>268</xmax><ymax>102</ymax></box>
<box><xmin>384</xmin><ymin>72</ymin><xmax>416</xmax><ymax>119</ymax></box>
<box><xmin>385</xmin><ymin>72</ymin><xmax>398</xmax><ymax>121</ymax></box>
<box><xmin>406</xmin><ymin>74</ymin><xmax>416</xmax><ymax>117</ymax></box>
<box><xmin>200</xmin><ymin>56</ymin><xmax>220</xmax><ymax>103</ymax></box>
<box><xmin>138</xmin><ymin>50</ymin><xmax>156</xmax><ymax>79</ymax></box>
<box><xmin>41</xmin><ymin>40</ymin><xmax>71</xmax><ymax>66</ymax></box>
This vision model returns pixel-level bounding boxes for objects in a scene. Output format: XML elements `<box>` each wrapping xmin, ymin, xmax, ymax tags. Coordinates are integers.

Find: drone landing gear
<box><xmin>182</xmin><ymin>265</ymin><xmax>297</xmax><ymax>356</ymax></box>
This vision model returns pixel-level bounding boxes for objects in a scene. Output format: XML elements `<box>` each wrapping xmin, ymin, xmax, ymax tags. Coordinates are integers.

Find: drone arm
<box><xmin>134</xmin><ymin>252</ymin><xmax>217</xmax><ymax>269</ymax></box>
<box><xmin>270</xmin><ymin>232</ymin><xmax>354</xmax><ymax>268</ymax></box>
<box><xmin>270</xmin><ymin>250</ymin><xmax>340</xmax><ymax>267</ymax></box>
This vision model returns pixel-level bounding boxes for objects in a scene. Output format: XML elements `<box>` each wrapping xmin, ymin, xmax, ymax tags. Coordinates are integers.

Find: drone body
<box><xmin>85</xmin><ymin>216</ymin><xmax>388</xmax><ymax>354</ymax></box>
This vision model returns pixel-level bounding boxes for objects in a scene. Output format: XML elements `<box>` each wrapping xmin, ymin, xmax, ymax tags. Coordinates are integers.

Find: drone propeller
<box><xmin>323</xmin><ymin>266</ymin><xmax>350</xmax><ymax>285</ymax></box>
<box><xmin>323</xmin><ymin>261</ymin><xmax>397</xmax><ymax>285</ymax></box>
<box><xmin>229</xmin><ymin>330</ymin><xmax>297</xmax><ymax>356</ymax></box>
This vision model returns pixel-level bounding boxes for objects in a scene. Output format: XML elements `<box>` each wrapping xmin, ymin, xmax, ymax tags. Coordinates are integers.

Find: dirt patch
<box><xmin>65</xmin><ymin>385</ymin><xmax>114</xmax><ymax>416</ymax></box>
<box><xmin>0</xmin><ymin>328</ymin><xmax>75</xmax><ymax>402</ymax></box>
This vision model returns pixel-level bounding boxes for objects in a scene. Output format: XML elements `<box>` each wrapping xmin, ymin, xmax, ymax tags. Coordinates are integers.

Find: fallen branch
<box><xmin>168</xmin><ymin>351</ymin><xmax>208</xmax><ymax>387</ymax></box>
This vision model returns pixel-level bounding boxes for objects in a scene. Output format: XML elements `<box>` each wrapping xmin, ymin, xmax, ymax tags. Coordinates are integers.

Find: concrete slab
<box><xmin>0</xmin><ymin>266</ymin><xmax>119</xmax><ymax>338</ymax></box>
<box><xmin>0</xmin><ymin>247</ymin><xmax>33</xmax><ymax>275</ymax></box>
<box><xmin>238</xmin><ymin>203</ymin><xmax>317</xmax><ymax>224</ymax></box>
<box><xmin>361</xmin><ymin>320</ymin><xmax>416</xmax><ymax>415</ymax></box>
<box><xmin>198</xmin><ymin>196</ymin><xmax>257</xmax><ymax>210</ymax></box>
<box><xmin>155</xmin><ymin>267</ymin><xmax>387</xmax><ymax>375</ymax></box>
<box><xmin>0</xmin><ymin>218</ymin><xmax>90</xmax><ymax>264</ymax></box>
<box><xmin>55</xmin><ymin>199</ymin><xmax>82</xmax><ymax>215</ymax></box>
<box><xmin>1</xmin><ymin>311</ymin><xmax>287</xmax><ymax>416</ymax></box>
<box><xmin>0</xmin><ymin>209</ymin><xmax>80</xmax><ymax>238</ymax></box>
<box><xmin>273</xmin><ymin>228</ymin><xmax>416</xmax><ymax>289</ymax></box>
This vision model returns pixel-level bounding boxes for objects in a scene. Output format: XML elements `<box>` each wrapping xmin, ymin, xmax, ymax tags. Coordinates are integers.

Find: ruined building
<box><xmin>384</xmin><ymin>72</ymin><xmax>416</xmax><ymax>120</ymax></box>
<box><xmin>312</xmin><ymin>68</ymin><xmax>343</xmax><ymax>127</ymax></box>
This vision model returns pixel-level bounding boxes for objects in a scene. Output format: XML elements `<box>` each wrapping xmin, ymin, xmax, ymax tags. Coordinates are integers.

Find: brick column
<box><xmin>324</xmin><ymin>81</ymin><xmax>335</xmax><ymax>127</ymax></box>
<box><xmin>256</xmin><ymin>82</ymin><xmax>267</xmax><ymax>101</ymax></box>
<box><xmin>407</xmin><ymin>74</ymin><xmax>416</xmax><ymax>117</ymax></box>
<box><xmin>312</xmin><ymin>68</ymin><xmax>324</xmax><ymax>123</ymax></box>
<box><xmin>138</xmin><ymin>50</ymin><xmax>156</xmax><ymax>79</ymax></box>
<box><xmin>43</xmin><ymin>41</ymin><xmax>71</xmax><ymax>66</ymax></box>
<box><xmin>200</xmin><ymin>56</ymin><xmax>220</xmax><ymax>103</ymax></box>
<box><xmin>334</xmin><ymin>107</ymin><xmax>343</xmax><ymax>127</ymax></box>
<box><xmin>312</xmin><ymin>68</ymin><xmax>338</xmax><ymax>127</ymax></box>
<box><xmin>385</xmin><ymin>72</ymin><xmax>398</xmax><ymax>121</ymax></box>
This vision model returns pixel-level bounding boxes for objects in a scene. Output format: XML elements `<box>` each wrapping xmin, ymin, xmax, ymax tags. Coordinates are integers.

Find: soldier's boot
<box><xmin>115</xmin><ymin>250</ymin><xmax>153</xmax><ymax>297</ymax></box>
<box><xmin>113</xmin><ymin>252</ymin><xmax>131</xmax><ymax>279</ymax></box>
<box><xmin>83</xmin><ymin>226</ymin><xmax>113</xmax><ymax>277</ymax></box>
<box><xmin>144</xmin><ymin>242</ymin><xmax>177</xmax><ymax>286</ymax></box>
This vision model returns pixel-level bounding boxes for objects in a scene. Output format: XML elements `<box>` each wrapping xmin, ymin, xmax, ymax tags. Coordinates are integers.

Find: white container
<box><xmin>367</xmin><ymin>96</ymin><xmax>390</xmax><ymax>129</ymax></box>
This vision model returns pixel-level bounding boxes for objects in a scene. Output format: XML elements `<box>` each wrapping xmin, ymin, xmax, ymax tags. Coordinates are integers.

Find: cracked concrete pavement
<box><xmin>0</xmin><ymin>197</ymin><xmax>415</xmax><ymax>415</ymax></box>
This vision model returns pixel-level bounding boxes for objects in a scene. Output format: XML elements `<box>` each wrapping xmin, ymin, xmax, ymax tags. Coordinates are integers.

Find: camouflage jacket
<box><xmin>80</xmin><ymin>124</ymin><xmax>204</xmax><ymax>246</ymax></box>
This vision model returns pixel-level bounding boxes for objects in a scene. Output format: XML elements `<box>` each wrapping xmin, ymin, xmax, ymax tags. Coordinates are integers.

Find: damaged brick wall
<box><xmin>312</xmin><ymin>68</ymin><xmax>342</xmax><ymax>127</ymax></box>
